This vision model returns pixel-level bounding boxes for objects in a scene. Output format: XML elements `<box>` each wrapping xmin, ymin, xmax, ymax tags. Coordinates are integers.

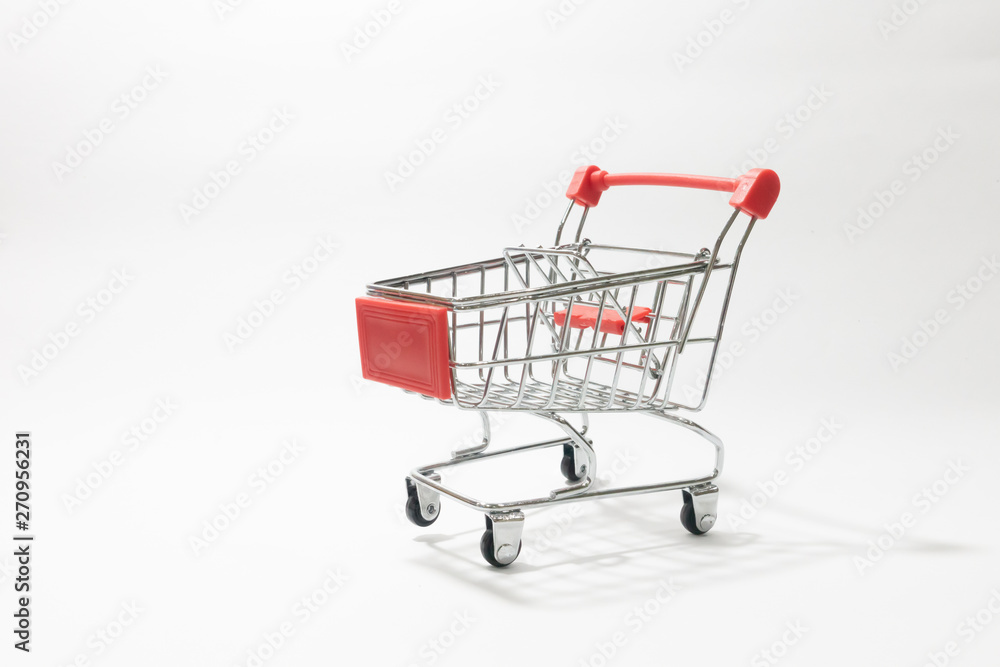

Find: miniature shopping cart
<box><xmin>356</xmin><ymin>165</ymin><xmax>780</xmax><ymax>566</ymax></box>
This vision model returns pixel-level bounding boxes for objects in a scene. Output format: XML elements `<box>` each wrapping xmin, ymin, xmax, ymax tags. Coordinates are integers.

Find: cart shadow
<box><xmin>407</xmin><ymin>496</ymin><xmax>977</xmax><ymax>608</ymax></box>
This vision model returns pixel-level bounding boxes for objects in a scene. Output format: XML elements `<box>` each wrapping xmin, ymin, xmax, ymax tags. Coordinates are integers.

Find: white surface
<box><xmin>2</xmin><ymin>0</ymin><xmax>999</xmax><ymax>665</ymax></box>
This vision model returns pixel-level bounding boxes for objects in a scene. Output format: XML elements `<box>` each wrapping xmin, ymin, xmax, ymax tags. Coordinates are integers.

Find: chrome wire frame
<box><xmin>408</xmin><ymin>409</ymin><xmax>723</xmax><ymax>512</ymax></box>
<box><xmin>374</xmin><ymin>202</ymin><xmax>757</xmax><ymax>528</ymax></box>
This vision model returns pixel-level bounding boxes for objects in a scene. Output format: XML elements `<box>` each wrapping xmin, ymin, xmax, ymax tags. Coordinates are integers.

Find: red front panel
<box><xmin>355</xmin><ymin>297</ymin><xmax>452</xmax><ymax>400</ymax></box>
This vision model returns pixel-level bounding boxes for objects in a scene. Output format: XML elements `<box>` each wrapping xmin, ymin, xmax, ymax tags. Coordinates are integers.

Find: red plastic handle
<box><xmin>565</xmin><ymin>165</ymin><xmax>780</xmax><ymax>219</ymax></box>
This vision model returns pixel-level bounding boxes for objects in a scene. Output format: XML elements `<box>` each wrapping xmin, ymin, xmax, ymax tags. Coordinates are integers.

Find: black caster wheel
<box><xmin>479</xmin><ymin>529</ymin><xmax>522</xmax><ymax>568</ymax></box>
<box><xmin>405</xmin><ymin>492</ymin><xmax>438</xmax><ymax>527</ymax></box>
<box><xmin>560</xmin><ymin>444</ymin><xmax>585</xmax><ymax>483</ymax></box>
<box><xmin>679</xmin><ymin>490</ymin><xmax>708</xmax><ymax>535</ymax></box>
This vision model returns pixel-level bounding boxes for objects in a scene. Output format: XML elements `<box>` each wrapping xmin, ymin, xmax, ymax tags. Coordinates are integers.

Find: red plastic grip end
<box><xmin>565</xmin><ymin>165</ymin><xmax>609</xmax><ymax>207</ymax></box>
<box><xmin>729</xmin><ymin>168</ymin><xmax>780</xmax><ymax>219</ymax></box>
<box><xmin>356</xmin><ymin>297</ymin><xmax>452</xmax><ymax>400</ymax></box>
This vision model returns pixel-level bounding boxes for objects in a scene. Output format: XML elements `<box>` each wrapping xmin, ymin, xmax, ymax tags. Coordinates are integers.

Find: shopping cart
<box><xmin>356</xmin><ymin>164</ymin><xmax>780</xmax><ymax>566</ymax></box>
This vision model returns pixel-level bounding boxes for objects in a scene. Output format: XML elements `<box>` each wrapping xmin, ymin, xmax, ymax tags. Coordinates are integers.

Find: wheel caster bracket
<box><xmin>684</xmin><ymin>483</ymin><xmax>719</xmax><ymax>533</ymax></box>
<box><xmin>406</xmin><ymin>474</ymin><xmax>441</xmax><ymax>524</ymax></box>
<box><xmin>483</xmin><ymin>511</ymin><xmax>524</xmax><ymax>567</ymax></box>
<box><xmin>561</xmin><ymin>442</ymin><xmax>589</xmax><ymax>483</ymax></box>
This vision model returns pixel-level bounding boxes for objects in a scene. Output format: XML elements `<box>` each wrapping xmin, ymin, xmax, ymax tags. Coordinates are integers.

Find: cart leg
<box><xmin>481</xmin><ymin>511</ymin><xmax>525</xmax><ymax>567</ymax></box>
<box><xmin>680</xmin><ymin>483</ymin><xmax>718</xmax><ymax>535</ymax></box>
<box><xmin>536</xmin><ymin>412</ymin><xmax>596</xmax><ymax>498</ymax></box>
<box><xmin>451</xmin><ymin>412</ymin><xmax>491</xmax><ymax>459</ymax></box>
<box><xmin>405</xmin><ymin>474</ymin><xmax>442</xmax><ymax>527</ymax></box>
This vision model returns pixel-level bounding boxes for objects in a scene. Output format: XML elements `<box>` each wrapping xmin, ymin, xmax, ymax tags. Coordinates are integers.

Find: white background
<box><xmin>2</xmin><ymin>0</ymin><xmax>999</xmax><ymax>665</ymax></box>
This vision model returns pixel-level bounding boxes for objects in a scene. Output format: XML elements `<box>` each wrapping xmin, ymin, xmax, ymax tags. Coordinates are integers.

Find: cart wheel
<box><xmin>405</xmin><ymin>494</ymin><xmax>438</xmax><ymax>527</ymax></box>
<box><xmin>680</xmin><ymin>490</ymin><xmax>712</xmax><ymax>535</ymax></box>
<box><xmin>560</xmin><ymin>444</ymin><xmax>585</xmax><ymax>483</ymax></box>
<box><xmin>480</xmin><ymin>529</ymin><xmax>521</xmax><ymax>568</ymax></box>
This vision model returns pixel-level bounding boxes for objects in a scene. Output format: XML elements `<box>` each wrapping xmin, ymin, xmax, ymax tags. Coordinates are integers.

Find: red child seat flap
<box><xmin>553</xmin><ymin>305</ymin><xmax>652</xmax><ymax>335</ymax></box>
